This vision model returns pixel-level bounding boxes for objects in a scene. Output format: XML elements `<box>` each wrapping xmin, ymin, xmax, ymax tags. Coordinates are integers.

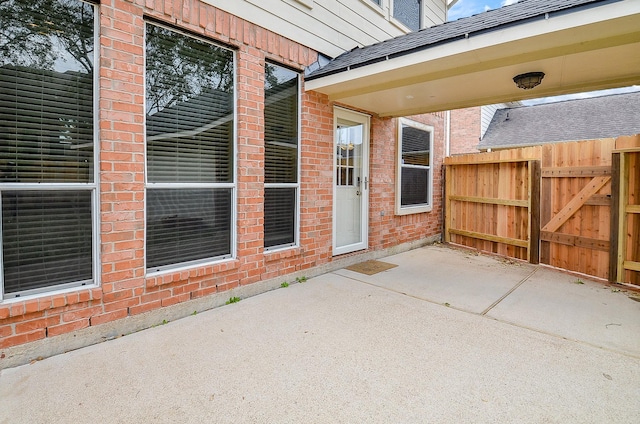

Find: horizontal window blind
<box><xmin>399</xmin><ymin>122</ymin><xmax>431</xmax><ymax>207</ymax></box>
<box><xmin>264</xmin><ymin>188</ymin><xmax>296</xmax><ymax>248</ymax></box>
<box><xmin>264</xmin><ymin>63</ymin><xmax>299</xmax><ymax>249</ymax></box>
<box><xmin>1</xmin><ymin>0</ymin><xmax>96</xmax><ymax>297</ymax></box>
<box><xmin>146</xmin><ymin>25</ymin><xmax>234</xmax><ymax>184</ymax></box>
<box><xmin>145</xmin><ymin>23</ymin><xmax>235</xmax><ymax>269</ymax></box>
<box><xmin>401</xmin><ymin>168</ymin><xmax>429</xmax><ymax>206</ymax></box>
<box><xmin>265</xmin><ymin>74</ymin><xmax>298</xmax><ymax>184</ymax></box>
<box><xmin>2</xmin><ymin>191</ymin><xmax>93</xmax><ymax>295</ymax></box>
<box><xmin>146</xmin><ymin>189</ymin><xmax>232</xmax><ymax>270</ymax></box>
<box><xmin>146</xmin><ymin>87</ymin><xmax>233</xmax><ymax>183</ymax></box>
<box><xmin>0</xmin><ymin>67</ymin><xmax>94</xmax><ymax>183</ymax></box>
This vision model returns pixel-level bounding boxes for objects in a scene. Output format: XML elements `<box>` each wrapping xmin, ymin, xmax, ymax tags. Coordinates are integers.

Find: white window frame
<box><xmin>263</xmin><ymin>62</ymin><xmax>301</xmax><ymax>253</ymax></box>
<box><xmin>0</xmin><ymin>0</ymin><xmax>100</xmax><ymax>301</ymax></box>
<box><xmin>143</xmin><ymin>22</ymin><xmax>237</xmax><ymax>275</ymax></box>
<box><xmin>360</xmin><ymin>0</ymin><xmax>387</xmax><ymax>18</ymax></box>
<box><xmin>395</xmin><ymin>117</ymin><xmax>433</xmax><ymax>215</ymax></box>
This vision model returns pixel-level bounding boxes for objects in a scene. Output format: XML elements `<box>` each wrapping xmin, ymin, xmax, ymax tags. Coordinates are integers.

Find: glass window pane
<box><xmin>2</xmin><ymin>191</ymin><xmax>93</xmax><ymax>296</ymax></box>
<box><xmin>264</xmin><ymin>63</ymin><xmax>299</xmax><ymax>184</ymax></box>
<box><xmin>401</xmin><ymin>167</ymin><xmax>429</xmax><ymax>206</ymax></box>
<box><xmin>0</xmin><ymin>0</ymin><xmax>95</xmax><ymax>183</ymax></box>
<box><xmin>145</xmin><ymin>24</ymin><xmax>234</xmax><ymax>184</ymax></box>
<box><xmin>393</xmin><ymin>0</ymin><xmax>421</xmax><ymax>31</ymax></box>
<box><xmin>401</xmin><ymin>125</ymin><xmax>430</xmax><ymax>166</ymax></box>
<box><xmin>146</xmin><ymin>189</ymin><xmax>232</xmax><ymax>270</ymax></box>
<box><xmin>264</xmin><ymin>187</ymin><xmax>296</xmax><ymax>248</ymax></box>
<box><xmin>264</xmin><ymin>62</ymin><xmax>299</xmax><ymax>250</ymax></box>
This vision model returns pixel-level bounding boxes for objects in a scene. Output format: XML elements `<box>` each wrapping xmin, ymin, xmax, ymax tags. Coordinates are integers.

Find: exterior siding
<box><xmin>424</xmin><ymin>0</ymin><xmax>447</xmax><ymax>28</ymax></box>
<box><xmin>481</xmin><ymin>104</ymin><xmax>501</xmax><ymax>138</ymax></box>
<box><xmin>202</xmin><ymin>0</ymin><xmax>447</xmax><ymax>57</ymax></box>
<box><xmin>0</xmin><ymin>0</ymin><xmax>445</xmax><ymax>358</ymax></box>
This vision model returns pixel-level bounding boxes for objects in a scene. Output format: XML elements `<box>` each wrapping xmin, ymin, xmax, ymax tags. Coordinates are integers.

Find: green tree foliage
<box><xmin>145</xmin><ymin>24</ymin><xmax>234</xmax><ymax>115</ymax></box>
<box><xmin>0</xmin><ymin>0</ymin><xmax>94</xmax><ymax>72</ymax></box>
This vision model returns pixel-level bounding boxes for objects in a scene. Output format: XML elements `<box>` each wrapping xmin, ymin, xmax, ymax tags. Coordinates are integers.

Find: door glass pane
<box><xmin>335</xmin><ymin>118</ymin><xmax>364</xmax><ymax>249</ymax></box>
<box><xmin>336</xmin><ymin>122</ymin><xmax>362</xmax><ymax>187</ymax></box>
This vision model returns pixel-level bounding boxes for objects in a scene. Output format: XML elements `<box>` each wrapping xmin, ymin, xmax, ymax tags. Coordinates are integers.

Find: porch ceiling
<box><xmin>305</xmin><ymin>0</ymin><xmax>640</xmax><ymax>117</ymax></box>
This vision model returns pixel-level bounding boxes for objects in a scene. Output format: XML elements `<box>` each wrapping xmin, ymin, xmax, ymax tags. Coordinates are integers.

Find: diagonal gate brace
<box><xmin>541</xmin><ymin>175</ymin><xmax>611</xmax><ymax>233</ymax></box>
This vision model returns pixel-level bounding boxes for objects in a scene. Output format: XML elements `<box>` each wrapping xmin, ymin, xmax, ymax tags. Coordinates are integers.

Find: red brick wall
<box><xmin>369</xmin><ymin>113</ymin><xmax>445</xmax><ymax>249</ymax></box>
<box><xmin>450</xmin><ymin>107</ymin><xmax>481</xmax><ymax>155</ymax></box>
<box><xmin>0</xmin><ymin>0</ymin><xmax>444</xmax><ymax>352</ymax></box>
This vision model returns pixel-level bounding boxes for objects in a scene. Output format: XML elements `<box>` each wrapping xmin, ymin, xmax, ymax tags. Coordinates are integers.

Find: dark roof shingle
<box><xmin>306</xmin><ymin>0</ymin><xmax>612</xmax><ymax>80</ymax></box>
<box><xmin>479</xmin><ymin>91</ymin><xmax>640</xmax><ymax>149</ymax></box>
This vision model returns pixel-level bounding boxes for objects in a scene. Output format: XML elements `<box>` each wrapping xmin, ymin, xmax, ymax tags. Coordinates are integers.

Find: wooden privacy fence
<box><xmin>444</xmin><ymin>136</ymin><xmax>640</xmax><ymax>284</ymax></box>
<box><xmin>613</xmin><ymin>148</ymin><xmax>640</xmax><ymax>285</ymax></box>
<box><xmin>444</xmin><ymin>158</ymin><xmax>540</xmax><ymax>263</ymax></box>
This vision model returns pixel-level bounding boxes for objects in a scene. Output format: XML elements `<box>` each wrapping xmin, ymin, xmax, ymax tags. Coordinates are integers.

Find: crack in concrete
<box><xmin>480</xmin><ymin>267</ymin><xmax>539</xmax><ymax>316</ymax></box>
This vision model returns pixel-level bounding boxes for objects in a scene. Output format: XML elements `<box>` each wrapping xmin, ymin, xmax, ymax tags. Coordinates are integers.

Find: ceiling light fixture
<box><xmin>513</xmin><ymin>72</ymin><xmax>545</xmax><ymax>90</ymax></box>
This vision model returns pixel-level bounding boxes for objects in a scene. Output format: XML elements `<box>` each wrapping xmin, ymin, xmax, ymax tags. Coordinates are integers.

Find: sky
<box><xmin>447</xmin><ymin>0</ymin><xmax>640</xmax><ymax>105</ymax></box>
<box><xmin>448</xmin><ymin>0</ymin><xmax>519</xmax><ymax>22</ymax></box>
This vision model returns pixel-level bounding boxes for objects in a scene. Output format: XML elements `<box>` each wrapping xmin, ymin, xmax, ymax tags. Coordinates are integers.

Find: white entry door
<box><xmin>333</xmin><ymin>108</ymin><xmax>369</xmax><ymax>255</ymax></box>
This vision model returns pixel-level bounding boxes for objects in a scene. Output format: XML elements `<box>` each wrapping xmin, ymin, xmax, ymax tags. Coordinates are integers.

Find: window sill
<box><xmin>264</xmin><ymin>246</ymin><xmax>301</xmax><ymax>262</ymax></box>
<box><xmin>395</xmin><ymin>205</ymin><xmax>433</xmax><ymax>216</ymax></box>
<box><xmin>146</xmin><ymin>258</ymin><xmax>240</xmax><ymax>288</ymax></box>
<box><xmin>0</xmin><ymin>285</ymin><xmax>102</xmax><ymax>318</ymax></box>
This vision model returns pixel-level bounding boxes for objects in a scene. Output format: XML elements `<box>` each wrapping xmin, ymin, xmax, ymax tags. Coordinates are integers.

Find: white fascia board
<box><xmin>447</xmin><ymin>0</ymin><xmax>460</xmax><ymax>9</ymax></box>
<box><xmin>306</xmin><ymin>0</ymin><xmax>640</xmax><ymax>92</ymax></box>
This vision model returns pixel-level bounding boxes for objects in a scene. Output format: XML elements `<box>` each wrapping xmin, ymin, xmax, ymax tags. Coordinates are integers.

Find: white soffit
<box><xmin>305</xmin><ymin>0</ymin><xmax>640</xmax><ymax>116</ymax></box>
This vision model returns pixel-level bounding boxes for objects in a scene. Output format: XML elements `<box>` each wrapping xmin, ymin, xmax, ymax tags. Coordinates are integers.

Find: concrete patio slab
<box><xmin>1</xmin><ymin>246</ymin><xmax>639</xmax><ymax>423</ymax></box>
<box><xmin>335</xmin><ymin>245</ymin><xmax>537</xmax><ymax>314</ymax></box>
<box><xmin>486</xmin><ymin>266</ymin><xmax>640</xmax><ymax>357</ymax></box>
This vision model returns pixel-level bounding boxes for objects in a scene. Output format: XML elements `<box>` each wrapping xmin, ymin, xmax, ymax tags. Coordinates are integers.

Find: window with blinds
<box><xmin>264</xmin><ymin>63</ymin><xmax>299</xmax><ymax>249</ymax></box>
<box><xmin>0</xmin><ymin>0</ymin><xmax>97</xmax><ymax>298</ymax></box>
<box><xmin>396</xmin><ymin>118</ymin><xmax>433</xmax><ymax>215</ymax></box>
<box><xmin>393</xmin><ymin>0</ymin><xmax>421</xmax><ymax>31</ymax></box>
<box><xmin>145</xmin><ymin>23</ymin><xmax>235</xmax><ymax>271</ymax></box>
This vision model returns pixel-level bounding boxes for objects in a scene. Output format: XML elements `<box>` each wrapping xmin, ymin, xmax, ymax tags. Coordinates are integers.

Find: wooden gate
<box><xmin>444</xmin><ymin>136</ymin><xmax>640</xmax><ymax>284</ymax></box>
<box><xmin>612</xmin><ymin>147</ymin><xmax>640</xmax><ymax>285</ymax></box>
<box><xmin>539</xmin><ymin>141</ymin><xmax>614</xmax><ymax>280</ymax></box>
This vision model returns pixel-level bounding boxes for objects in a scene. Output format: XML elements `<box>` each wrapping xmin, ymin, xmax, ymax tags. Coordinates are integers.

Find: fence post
<box><xmin>528</xmin><ymin>160</ymin><xmax>541</xmax><ymax>264</ymax></box>
<box><xmin>444</xmin><ymin>165</ymin><xmax>452</xmax><ymax>243</ymax></box>
<box><xmin>540</xmin><ymin>146</ymin><xmax>551</xmax><ymax>265</ymax></box>
<box><xmin>609</xmin><ymin>153</ymin><xmax>620</xmax><ymax>282</ymax></box>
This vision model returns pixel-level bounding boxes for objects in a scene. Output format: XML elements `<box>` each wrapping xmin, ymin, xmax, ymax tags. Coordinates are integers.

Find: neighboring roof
<box><xmin>479</xmin><ymin>91</ymin><xmax>640</xmax><ymax>149</ymax></box>
<box><xmin>306</xmin><ymin>0</ymin><xmax>612</xmax><ymax>80</ymax></box>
